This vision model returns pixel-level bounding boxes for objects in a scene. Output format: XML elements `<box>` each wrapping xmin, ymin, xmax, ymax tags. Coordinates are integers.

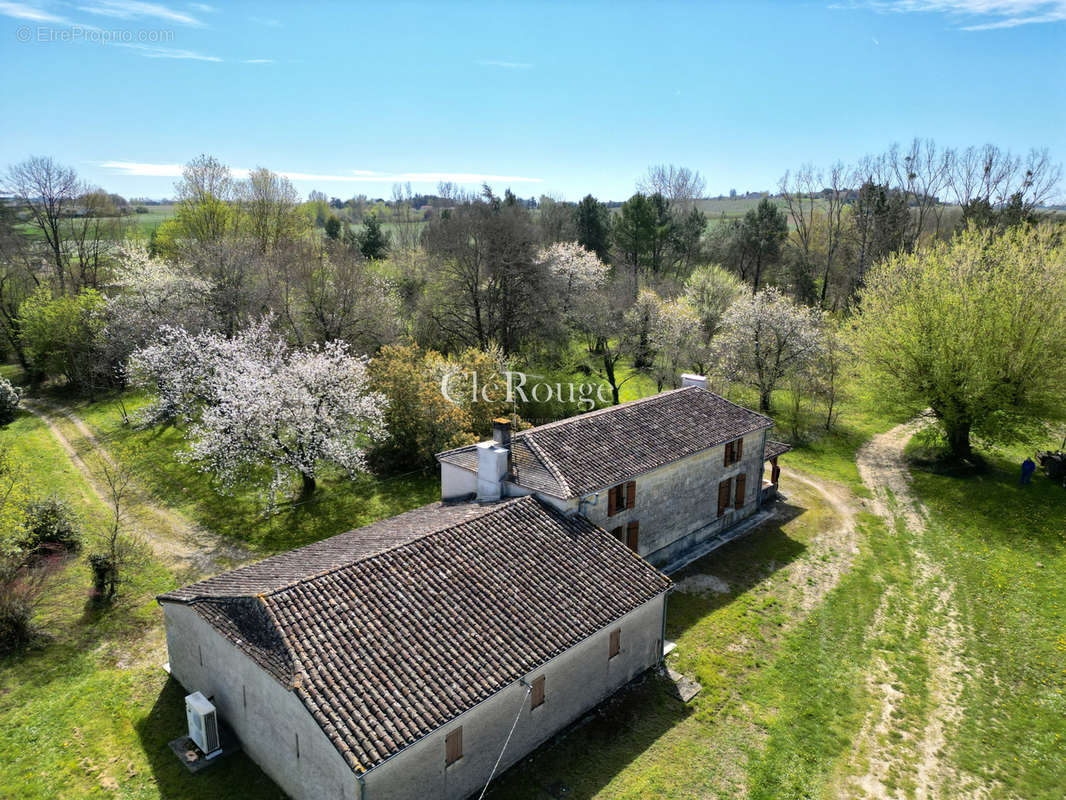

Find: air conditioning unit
<box><xmin>185</xmin><ymin>691</ymin><xmax>221</xmax><ymax>756</ymax></box>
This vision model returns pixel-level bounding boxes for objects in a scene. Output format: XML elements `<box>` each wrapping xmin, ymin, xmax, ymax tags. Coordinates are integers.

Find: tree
<box><xmin>3</xmin><ymin>156</ymin><xmax>81</xmax><ymax>293</ymax></box>
<box><xmin>324</xmin><ymin>215</ymin><xmax>342</xmax><ymax>240</ymax></box>
<box><xmin>739</xmin><ymin>198</ymin><xmax>789</xmax><ymax>293</ymax></box>
<box><xmin>19</xmin><ymin>288</ymin><xmax>107</xmax><ymax>392</ymax></box>
<box><xmin>88</xmin><ymin>458</ymin><xmax>142</xmax><ymax>604</ymax></box>
<box><xmin>574</xmin><ymin>194</ymin><xmax>611</xmax><ymax>262</ymax></box>
<box><xmin>172</xmin><ymin>154</ymin><xmax>235</xmax><ymax>246</ymax></box>
<box><xmin>0</xmin><ymin>376</ymin><xmax>19</xmax><ymax>426</ymax></box>
<box><xmin>132</xmin><ymin>324</ymin><xmax>387</xmax><ymax>499</ymax></box>
<box><xmin>648</xmin><ymin>294</ymin><xmax>703</xmax><ymax>390</ymax></box>
<box><xmin>356</xmin><ymin>213</ymin><xmax>391</xmax><ymax>260</ymax></box>
<box><xmin>3</xmin><ymin>156</ymin><xmax>126</xmax><ymax>292</ymax></box>
<box><xmin>714</xmin><ymin>287</ymin><xmax>823</xmax><ymax>411</ymax></box>
<box><xmin>538</xmin><ymin>241</ymin><xmax>610</xmax><ymax>331</ymax></box>
<box><xmin>853</xmin><ymin>225</ymin><xmax>1066</xmax><ymax>461</ymax></box>
<box><xmin>637</xmin><ymin>164</ymin><xmax>706</xmax><ymax>211</ymax></box>
<box><xmin>367</xmin><ymin>343</ymin><xmax>477</xmax><ymax>470</ymax></box>
<box><xmin>238</xmin><ymin>167</ymin><xmax>303</xmax><ymax>252</ymax></box>
<box><xmin>683</xmin><ymin>265</ymin><xmax>743</xmax><ymax>371</ymax></box>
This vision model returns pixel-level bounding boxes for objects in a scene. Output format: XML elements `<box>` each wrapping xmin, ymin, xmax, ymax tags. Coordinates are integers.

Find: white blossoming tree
<box><xmin>538</xmin><ymin>241</ymin><xmax>610</xmax><ymax>331</ymax></box>
<box><xmin>130</xmin><ymin>321</ymin><xmax>387</xmax><ymax>499</ymax></box>
<box><xmin>714</xmin><ymin>287</ymin><xmax>823</xmax><ymax>412</ymax></box>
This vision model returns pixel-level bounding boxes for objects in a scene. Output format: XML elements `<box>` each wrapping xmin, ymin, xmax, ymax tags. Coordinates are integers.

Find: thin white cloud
<box><xmin>0</xmin><ymin>1</ymin><xmax>68</xmax><ymax>22</ymax></box>
<box><xmin>845</xmin><ymin>0</ymin><xmax>1066</xmax><ymax>28</ymax></box>
<box><xmin>114</xmin><ymin>42</ymin><xmax>221</xmax><ymax>61</ymax></box>
<box><xmin>100</xmin><ymin>162</ymin><xmax>544</xmax><ymax>184</ymax></box>
<box><xmin>243</xmin><ymin>58</ymin><xmax>274</xmax><ymax>64</ymax></box>
<box><xmin>477</xmin><ymin>59</ymin><xmax>533</xmax><ymax>70</ymax></box>
<box><xmin>76</xmin><ymin>0</ymin><xmax>205</xmax><ymax>26</ymax></box>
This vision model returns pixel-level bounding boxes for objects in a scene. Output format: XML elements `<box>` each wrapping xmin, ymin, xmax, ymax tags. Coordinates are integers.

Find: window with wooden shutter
<box><xmin>607</xmin><ymin>485</ymin><xmax>617</xmax><ymax>516</ymax></box>
<box><xmin>609</xmin><ymin>628</ymin><xmax>620</xmax><ymax>659</ymax></box>
<box><xmin>530</xmin><ymin>675</ymin><xmax>545</xmax><ymax>709</ymax></box>
<box><xmin>625</xmin><ymin>480</ymin><xmax>636</xmax><ymax>509</ymax></box>
<box><xmin>445</xmin><ymin>727</ymin><xmax>462</xmax><ymax>766</ymax></box>
<box><xmin>734</xmin><ymin>473</ymin><xmax>747</xmax><ymax>509</ymax></box>
<box><xmin>724</xmin><ymin>441</ymin><xmax>734</xmax><ymax>466</ymax></box>
<box><xmin>626</xmin><ymin>521</ymin><xmax>639</xmax><ymax>552</ymax></box>
<box><xmin>736</xmin><ymin>437</ymin><xmax>744</xmax><ymax>461</ymax></box>
<box><xmin>611</xmin><ymin>525</ymin><xmax>624</xmax><ymax>542</ymax></box>
<box><xmin>717</xmin><ymin>479</ymin><xmax>731</xmax><ymax>517</ymax></box>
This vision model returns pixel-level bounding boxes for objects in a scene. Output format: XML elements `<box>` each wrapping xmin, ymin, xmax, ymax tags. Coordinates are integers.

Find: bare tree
<box><xmin>3</xmin><ymin>156</ymin><xmax>81</xmax><ymax>293</ymax></box>
<box><xmin>638</xmin><ymin>164</ymin><xmax>707</xmax><ymax>211</ymax></box>
<box><xmin>90</xmin><ymin>458</ymin><xmax>143</xmax><ymax>604</ymax></box>
<box><xmin>238</xmin><ymin>167</ymin><xmax>302</xmax><ymax>253</ymax></box>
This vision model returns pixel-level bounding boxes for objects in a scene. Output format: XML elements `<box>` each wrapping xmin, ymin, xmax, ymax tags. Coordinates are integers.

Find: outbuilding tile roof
<box><xmin>159</xmin><ymin>496</ymin><xmax>671</xmax><ymax>773</ymax></box>
<box><xmin>438</xmin><ymin>387</ymin><xmax>773</xmax><ymax>498</ymax></box>
<box><xmin>765</xmin><ymin>440</ymin><xmax>793</xmax><ymax>460</ymax></box>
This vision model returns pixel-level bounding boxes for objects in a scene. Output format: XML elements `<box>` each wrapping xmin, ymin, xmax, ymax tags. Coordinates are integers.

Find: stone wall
<box><xmin>361</xmin><ymin>593</ymin><xmax>668</xmax><ymax>800</ymax></box>
<box><xmin>162</xmin><ymin>603</ymin><xmax>357</xmax><ymax>800</ymax></box>
<box><xmin>578</xmin><ymin>429</ymin><xmax>769</xmax><ymax>568</ymax></box>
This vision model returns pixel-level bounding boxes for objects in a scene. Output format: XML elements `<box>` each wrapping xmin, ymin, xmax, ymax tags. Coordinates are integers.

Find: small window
<box><xmin>626</xmin><ymin>521</ymin><xmax>639</xmax><ymax>552</ymax></box>
<box><xmin>611</xmin><ymin>525</ymin><xmax>624</xmax><ymax>542</ymax></box>
<box><xmin>530</xmin><ymin>675</ymin><xmax>545</xmax><ymax>709</ymax></box>
<box><xmin>724</xmin><ymin>441</ymin><xmax>734</xmax><ymax>467</ymax></box>
<box><xmin>445</xmin><ymin>726</ymin><xmax>463</xmax><ymax>766</ymax></box>
<box><xmin>718</xmin><ymin>479</ymin><xmax>732</xmax><ymax>517</ymax></box>
<box><xmin>735</xmin><ymin>473</ymin><xmax>747</xmax><ymax>509</ymax></box>
<box><xmin>609</xmin><ymin>628</ymin><xmax>620</xmax><ymax>659</ymax></box>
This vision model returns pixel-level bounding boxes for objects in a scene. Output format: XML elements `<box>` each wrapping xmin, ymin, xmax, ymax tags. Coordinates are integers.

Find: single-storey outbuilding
<box><xmin>160</xmin><ymin>495</ymin><xmax>671</xmax><ymax>800</ymax></box>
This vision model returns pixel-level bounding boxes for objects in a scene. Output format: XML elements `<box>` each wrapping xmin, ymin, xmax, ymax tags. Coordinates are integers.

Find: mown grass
<box><xmin>0</xmin><ymin>409</ymin><xmax>283</xmax><ymax>799</ymax></box>
<box><xmin>905</xmin><ymin>442</ymin><xmax>1066</xmax><ymax>798</ymax></box>
<box><xmin>67</xmin><ymin>391</ymin><xmax>439</xmax><ymax>552</ymax></box>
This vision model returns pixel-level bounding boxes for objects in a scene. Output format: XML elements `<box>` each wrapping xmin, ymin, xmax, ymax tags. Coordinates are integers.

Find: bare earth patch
<box><xmin>21</xmin><ymin>400</ymin><xmax>252</xmax><ymax>578</ymax></box>
<box><xmin>842</xmin><ymin>421</ymin><xmax>994</xmax><ymax>800</ymax></box>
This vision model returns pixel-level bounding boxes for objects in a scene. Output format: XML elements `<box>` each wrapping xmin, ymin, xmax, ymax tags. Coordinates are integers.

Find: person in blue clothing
<box><xmin>1020</xmin><ymin>457</ymin><xmax>1037</xmax><ymax>485</ymax></box>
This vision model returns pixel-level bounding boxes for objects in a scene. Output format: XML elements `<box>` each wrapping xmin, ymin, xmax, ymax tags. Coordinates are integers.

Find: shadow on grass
<box><xmin>485</xmin><ymin>672</ymin><xmax>692</xmax><ymax>800</ymax></box>
<box><xmin>666</xmin><ymin>500</ymin><xmax>808</xmax><ymax>640</ymax></box>
<box><xmin>134</xmin><ymin>677</ymin><xmax>285</xmax><ymax>800</ymax></box>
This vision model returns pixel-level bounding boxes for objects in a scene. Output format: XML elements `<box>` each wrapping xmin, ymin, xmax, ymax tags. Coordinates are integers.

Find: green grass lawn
<box><xmin>68</xmin><ymin>391</ymin><xmax>439</xmax><ymax>552</ymax></box>
<box><xmin>904</xmin><ymin>444</ymin><xmax>1066</xmax><ymax>797</ymax></box>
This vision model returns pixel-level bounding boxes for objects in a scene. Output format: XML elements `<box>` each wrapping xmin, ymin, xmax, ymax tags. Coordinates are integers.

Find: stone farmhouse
<box><xmin>159</xmin><ymin>382</ymin><xmax>790</xmax><ymax>800</ymax></box>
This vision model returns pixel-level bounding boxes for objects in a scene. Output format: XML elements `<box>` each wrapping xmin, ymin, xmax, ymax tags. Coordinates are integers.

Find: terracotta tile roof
<box><xmin>438</xmin><ymin>387</ymin><xmax>773</xmax><ymax>498</ymax></box>
<box><xmin>159</xmin><ymin>496</ymin><xmax>671</xmax><ymax>774</ymax></box>
<box><xmin>764</xmin><ymin>440</ymin><xmax>793</xmax><ymax>460</ymax></box>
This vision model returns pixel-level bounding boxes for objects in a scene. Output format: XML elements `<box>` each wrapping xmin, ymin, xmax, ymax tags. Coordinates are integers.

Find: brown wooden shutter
<box><xmin>530</xmin><ymin>675</ymin><xmax>545</xmax><ymax>709</ymax></box>
<box><xmin>445</xmin><ymin>727</ymin><xmax>462</xmax><ymax>765</ymax></box>
<box><xmin>736</xmin><ymin>437</ymin><xmax>744</xmax><ymax>461</ymax></box>
<box><xmin>735</xmin><ymin>473</ymin><xmax>747</xmax><ymax>509</ymax></box>
<box><xmin>724</xmin><ymin>441</ymin><xmax>733</xmax><ymax>467</ymax></box>
<box><xmin>609</xmin><ymin>629</ymin><xmax>620</xmax><ymax>659</ymax></box>
<box><xmin>626</xmin><ymin>481</ymin><xmax>636</xmax><ymax>509</ymax></box>
<box><xmin>607</xmin><ymin>486</ymin><xmax>617</xmax><ymax>516</ymax></box>
<box><xmin>626</xmin><ymin>521</ymin><xmax>639</xmax><ymax>552</ymax></box>
<box><xmin>718</xmin><ymin>479</ymin><xmax>731</xmax><ymax>517</ymax></box>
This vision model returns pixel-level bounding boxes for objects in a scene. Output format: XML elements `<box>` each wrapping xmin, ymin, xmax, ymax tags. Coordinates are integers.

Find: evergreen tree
<box><xmin>356</xmin><ymin>214</ymin><xmax>391</xmax><ymax>260</ymax></box>
<box><xmin>574</xmin><ymin>194</ymin><xmax>611</xmax><ymax>262</ymax></box>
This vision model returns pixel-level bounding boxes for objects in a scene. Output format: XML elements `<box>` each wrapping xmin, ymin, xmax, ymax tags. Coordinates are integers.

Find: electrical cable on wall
<box><xmin>477</xmin><ymin>681</ymin><xmax>532</xmax><ymax>800</ymax></box>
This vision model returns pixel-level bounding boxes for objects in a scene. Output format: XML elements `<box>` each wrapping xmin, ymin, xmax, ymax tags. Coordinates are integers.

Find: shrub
<box><xmin>22</xmin><ymin>496</ymin><xmax>80</xmax><ymax>554</ymax></box>
<box><xmin>0</xmin><ymin>551</ymin><xmax>62</xmax><ymax>652</ymax></box>
<box><xmin>0</xmin><ymin>377</ymin><xmax>19</xmax><ymax>426</ymax></box>
<box><xmin>88</xmin><ymin>553</ymin><xmax>117</xmax><ymax>603</ymax></box>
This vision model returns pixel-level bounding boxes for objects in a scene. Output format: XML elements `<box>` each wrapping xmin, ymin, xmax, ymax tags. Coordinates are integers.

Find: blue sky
<box><xmin>2</xmin><ymin>0</ymin><xmax>1064</xmax><ymax>201</ymax></box>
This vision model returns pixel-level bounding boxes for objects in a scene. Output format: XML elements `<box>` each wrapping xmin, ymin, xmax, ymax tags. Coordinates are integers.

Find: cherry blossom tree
<box><xmin>130</xmin><ymin>321</ymin><xmax>386</xmax><ymax>499</ymax></box>
<box><xmin>714</xmin><ymin>288</ymin><xmax>823</xmax><ymax>412</ymax></box>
